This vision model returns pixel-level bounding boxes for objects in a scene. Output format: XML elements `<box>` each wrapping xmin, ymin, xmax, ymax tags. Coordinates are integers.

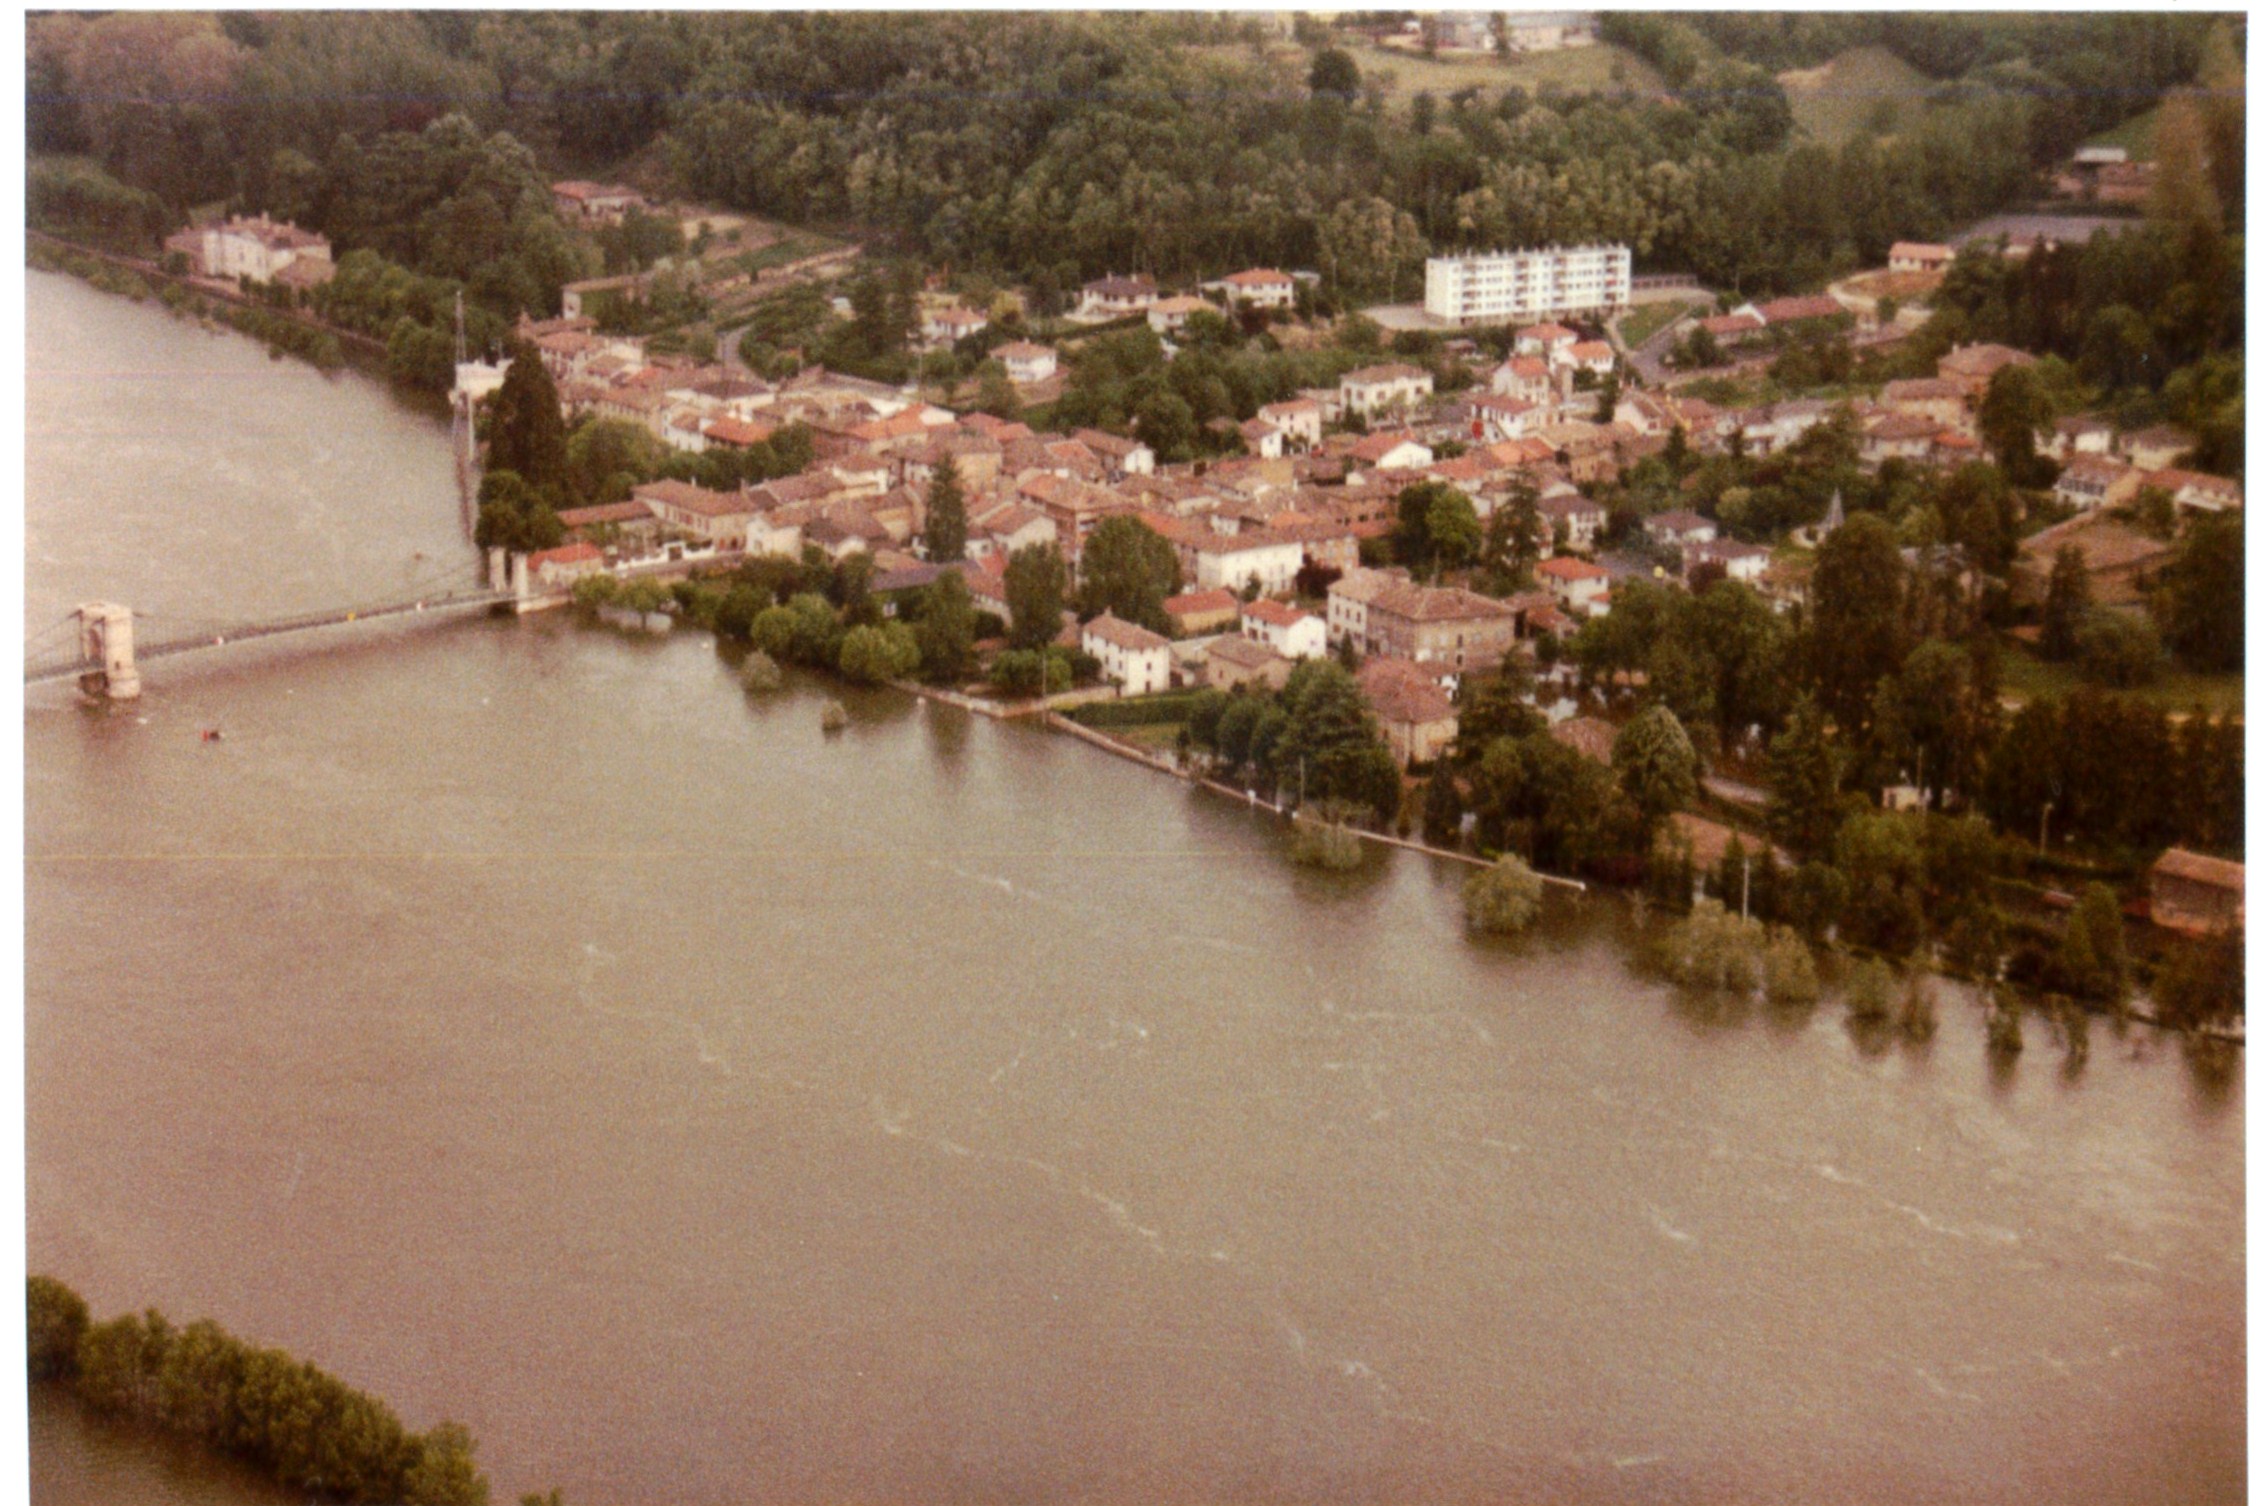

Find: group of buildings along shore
<box><xmin>155</xmin><ymin>194</ymin><xmax>2243</xmax><ymax>935</ymax></box>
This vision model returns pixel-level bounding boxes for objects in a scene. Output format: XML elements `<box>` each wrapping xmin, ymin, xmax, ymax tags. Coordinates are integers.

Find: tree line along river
<box><xmin>24</xmin><ymin>270</ymin><xmax>2246</xmax><ymax>1505</ymax></box>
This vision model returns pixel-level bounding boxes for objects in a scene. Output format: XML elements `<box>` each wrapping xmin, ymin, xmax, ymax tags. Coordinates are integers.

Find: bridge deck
<box><xmin>25</xmin><ymin>588</ymin><xmax>512</xmax><ymax>685</ymax></box>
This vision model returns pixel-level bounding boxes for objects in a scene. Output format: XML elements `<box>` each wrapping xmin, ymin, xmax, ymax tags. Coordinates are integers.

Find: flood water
<box><xmin>25</xmin><ymin>271</ymin><xmax>2247</xmax><ymax>1504</ymax></box>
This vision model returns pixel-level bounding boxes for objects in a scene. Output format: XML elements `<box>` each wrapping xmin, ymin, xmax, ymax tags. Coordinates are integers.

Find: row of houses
<box><xmin>1074</xmin><ymin>267</ymin><xmax>1313</xmax><ymax>322</ymax></box>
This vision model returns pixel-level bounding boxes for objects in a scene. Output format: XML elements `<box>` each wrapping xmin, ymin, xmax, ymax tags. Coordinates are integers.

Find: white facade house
<box><xmin>995</xmin><ymin>341</ymin><xmax>1058</xmax><ymax>384</ymax></box>
<box><xmin>200</xmin><ymin>215</ymin><xmax>334</xmax><ymax>284</ymax></box>
<box><xmin>1242</xmin><ymin>599</ymin><xmax>1327</xmax><ymax>660</ymax></box>
<box><xmin>1257</xmin><ymin>399</ymin><xmax>1325</xmax><ymax>451</ymax></box>
<box><xmin>921</xmin><ymin>306</ymin><xmax>988</xmax><ymax>346</ymax></box>
<box><xmin>1146</xmin><ymin>295</ymin><xmax>1218</xmax><ymax>335</ymax></box>
<box><xmin>1219</xmin><ymin>268</ymin><xmax>1297</xmax><ymax>310</ymax></box>
<box><xmin>1082</xmin><ymin>612</ymin><xmax>1173</xmax><ymax>696</ymax></box>
<box><xmin>1424</xmin><ymin>244</ymin><xmax>1631</xmax><ymax>327</ymax></box>
<box><xmin>1339</xmin><ymin>363</ymin><xmax>1435</xmax><ymax>419</ymax></box>
<box><xmin>1191</xmin><ymin>529</ymin><xmax>1304</xmax><ymax>596</ymax></box>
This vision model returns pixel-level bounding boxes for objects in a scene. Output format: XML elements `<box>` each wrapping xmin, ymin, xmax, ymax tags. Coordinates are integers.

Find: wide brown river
<box><xmin>25</xmin><ymin>271</ymin><xmax>2246</xmax><ymax>1504</ymax></box>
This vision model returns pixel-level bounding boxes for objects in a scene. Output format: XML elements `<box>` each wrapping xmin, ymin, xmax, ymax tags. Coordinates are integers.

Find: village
<box><xmin>142</xmin><ymin>140</ymin><xmax>2244</xmax><ymax>1003</ymax></box>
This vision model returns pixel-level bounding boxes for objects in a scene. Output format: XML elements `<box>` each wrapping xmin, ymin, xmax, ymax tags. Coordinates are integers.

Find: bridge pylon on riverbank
<box><xmin>76</xmin><ymin>601</ymin><xmax>140</xmax><ymax>701</ymax></box>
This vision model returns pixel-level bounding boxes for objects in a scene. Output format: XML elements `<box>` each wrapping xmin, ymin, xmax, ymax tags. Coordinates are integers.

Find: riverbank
<box><xmin>28</xmin><ymin>230</ymin><xmax>393</xmax><ymax>385</ymax></box>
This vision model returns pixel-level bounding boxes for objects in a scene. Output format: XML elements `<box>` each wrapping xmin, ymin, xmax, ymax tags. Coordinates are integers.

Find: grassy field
<box><xmin>1361</xmin><ymin>40</ymin><xmax>1669</xmax><ymax>103</ymax></box>
<box><xmin>1778</xmin><ymin>45</ymin><xmax>1939</xmax><ymax>148</ymax></box>
<box><xmin>1218</xmin><ymin>38</ymin><xmax>1669</xmax><ymax>115</ymax></box>
<box><xmin>2084</xmin><ymin>106</ymin><xmax>2160</xmax><ymax>158</ymax></box>
<box><xmin>1618</xmin><ymin>298</ymin><xmax>1698</xmax><ymax>349</ymax></box>
<box><xmin>1109</xmin><ymin>721</ymin><xmax>1189</xmax><ymax>755</ymax></box>
<box><xmin>1997</xmin><ymin>645</ymin><xmax>2244</xmax><ymax>718</ymax></box>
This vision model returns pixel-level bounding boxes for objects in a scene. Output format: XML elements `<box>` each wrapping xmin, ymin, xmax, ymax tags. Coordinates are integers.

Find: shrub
<box><xmin>1658</xmin><ymin>898</ymin><xmax>1765</xmax><ymax>991</ymax></box>
<box><xmin>1898</xmin><ymin>965</ymin><xmax>1938</xmax><ymax>1041</ymax></box>
<box><xmin>837</xmin><ymin>622</ymin><xmax>920</xmax><ymax>684</ymax></box>
<box><xmin>1464</xmin><ymin>854</ymin><xmax>1544</xmax><ymax>935</ymax></box>
<box><xmin>820</xmin><ymin>700</ymin><xmax>849</xmax><ymax>732</ymax></box>
<box><xmin>740</xmin><ymin>650</ymin><xmax>783</xmax><ymax>692</ymax></box>
<box><xmin>1986</xmin><ymin>988</ymin><xmax>2024</xmax><ymax>1054</ymax></box>
<box><xmin>1290</xmin><ymin>804</ymin><xmax>1368</xmax><ymax>870</ymax></box>
<box><xmin>1845</xmin><ymin>959</ymin><xmax>1895</xmax><ymax>1021</ymax></box>
<box><xmin>1762</xmin><ymin>929</ymin><xmax>1821</xmax><ymax>1005</ymax></box>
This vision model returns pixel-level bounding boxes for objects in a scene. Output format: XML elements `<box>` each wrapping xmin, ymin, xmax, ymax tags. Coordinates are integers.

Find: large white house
<box><xmin>1082</xmin><ymin>612</ymin><xmax>1173</xmax><ymax>695</ymax></box>
<box><xmin>1189</xmin><ymin>528</ymin><xmax>1305</xmax><ymax>596</ymax></box>
<box><xmin>1257</xmin><ymin>398</ymin><xmax>1324</xmax><ymax>451</ymax></box>
<box><xmin>995</xmin><ymin>341</ymin><xmax>1058</xmax><ymax>384</ymax></box>
<box><xmin>1424</xmin><ymin>244</ymin><xmax>1631</xmax><ymax>326</ymax></box>
<box><xmin>1241</xmin><ymin>599</ymin><xmax>1327</xmax><ymax>660</ymax></box>
<box><xmin>1339</xmin><ymin>363</ymin><xmax>1435</xmax><ymax>419</ymax></box>
<box><xmin>197</xmin><ymin>215</ymin><xmax>334</xmax><ymax>285</ymax></box>
<box><xmin>1218</xmin><ymin>267</ymin><xmax>1297</xmax><ymax>310</ymax></box>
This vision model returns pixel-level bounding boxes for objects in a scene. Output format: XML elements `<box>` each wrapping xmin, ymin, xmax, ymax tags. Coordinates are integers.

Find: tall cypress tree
<box><xmin>486</xmin><ymin>348</ymin><xmax>570</xmax><ymax>498</ymax></box>
<box><xmin>2039</xmin><ymin>545</ymin><xmax>2091</xmax><ymax>661</ymax></box>
<box><xmin>925</xmin><ymin>455</ymin><xmax>967</xmax><ymax>563</ymax></box>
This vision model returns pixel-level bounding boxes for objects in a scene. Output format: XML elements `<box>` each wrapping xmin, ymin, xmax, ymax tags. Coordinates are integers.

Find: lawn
<box><xmin>1109</xmin><ymin>721</ymin><xmax>1189</xmax><ymax>755</ymax></box>
<box><xmin>1997</xmin><ymin>645</ymin><xmax>2244</xmax><ymax>718</ymax></box>
<box><xmin>1321</xmin><ymin>39</ymin><xmax>1668</xmax><ymax>112</ymax></box>
<box><xmin>1778</xmin><ymin>45</ymin><xmax>1939</xmax><ymax>148</ymax></box>
<box><xmin>2084</xmin><ymin>106</ymin><xmax>2160</xmax><ymax>159</ymax></box>
<box><xmin>1619</xmin><ymin>298</ymin><xmax>1698</xmax><ymax>350</ymax></box>
<box><xmin>734</xmin><ymin>233</ymin><xmax>840</xmax><ymax>277</ymax></box>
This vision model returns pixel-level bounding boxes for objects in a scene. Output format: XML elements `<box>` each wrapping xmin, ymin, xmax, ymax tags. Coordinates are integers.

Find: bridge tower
<box><xmin>452</xmin><ymin>289</ymin><xmax>478</xmax><ymax>541</ymax></box>
<box><xmin>76</xmin><ymin>602</ymin><xmax>141</xmax><ymax>701</ymax></box>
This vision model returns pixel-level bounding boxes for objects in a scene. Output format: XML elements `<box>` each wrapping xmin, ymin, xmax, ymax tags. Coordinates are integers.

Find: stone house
<box><xmin>1082</xmin><ymin>612</ymin><xmax>1174</xmax><ymax>696</ymax></box>
<box><xmin>1357</xmin><ymin>657</ymin><xmax>1460</xmax><ymax>766</ymax></box>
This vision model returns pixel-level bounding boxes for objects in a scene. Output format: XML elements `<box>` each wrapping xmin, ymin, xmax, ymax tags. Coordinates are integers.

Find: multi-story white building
<box><xmin>198</xmin><ymin>215</ymin><xmax>334</xmax><ymax>286</ymax></box>
<box><xmin>1424</xmin><ymin>244</ymin><xmax>1631</xmax><ymax>327</ymax></box>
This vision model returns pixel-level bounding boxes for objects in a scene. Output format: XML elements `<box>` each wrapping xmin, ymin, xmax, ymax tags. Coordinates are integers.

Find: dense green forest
<box><xmin>26</xmin><ymin>11</ymin><xmax>2225</xmax><ymax>314</ymax></box>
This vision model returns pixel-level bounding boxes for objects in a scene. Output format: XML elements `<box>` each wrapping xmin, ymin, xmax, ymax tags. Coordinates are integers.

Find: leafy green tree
<box><xmin>404</xmin><ymin>1422</ymin><xmax>489</xmax><ymax>1506</ymax></box>
<box><xmin>1808</xmin><ymin>513</ymin><xmax>1907</xmax><ymax>733</ymax></box>
<box><xmin>473</xmin><ymin>470</ymin><xmax>565</xmax><ymax>554</ymax></box>
<box><xmin>1133</xmin><ymin>388</ymin><xmax>1197</xmax><ymax>463</ymax></box>
<box><xmin>1834</xmin><ymin>810</ymin><xmax>1927</xmax><ymax>956</ymax></box>
<box><xmin>485</xmin><ymin>351</ymin><xmax>569</xmax><ymax>496</ymax></box>
<box><xmin>1767</xmin><ymin>695</ymin><xmax>1846</xmax><ymax>861</ymax></box>
<box><xmin>1483</xmin><ymin>483</ymin><xmax>1545</xmax><ymax>591</ymax></box>
<box><xmin>1614</xmin><ymin>703</ymin><xmax>1699</xmax><ymax>831</ymax></box>
<box><xmin>2076</xmin><ymin>609</ymin><xmax>2165</xmax><ymax>688</ymax></box>
<box><xmin>1391</xmin><ymin>481</ymin><xmax>1479</xmax><ymax>579</ymax></box>
<box><xmin>2155</xmin><ymin>516</ymin><xmax>2242</xmax><ymax>672</ymax></box>
<box><xmin>2057</xmin><ymin>883</ymin><xmax>2129</xmax><ymax>1003</ymax></box>
<box><xmin>2039</xmin><ymin>544</ymin><xmax>2091</xmax><ymax>661</ymax></box>
<box><xmin>1308</xmin><ymin>46</ymin><xmax>1359</xmax><ymax>101</ymax></box>
<box><xmin>566</xmin><ymin>418</ymin><xmax>665</xmax><ymax>506</ymax></box>
<box><xmin>2153</xmin><ymin>935</ymin><xmax>2242</xmax><ymax>1030</ymax></box>
<box><xmin>1004</xmin><ymin>543</ymin><xmax>1067</xmax><ymax>649</ymax></box>
<box><xmin>1977</xmin><ymin>362</ymin><xmax>2053</xmax><ymax>483</ymax></box>
<box><xmin>1271</xmin><ymin>660</ymin><xmax>1402</xmax><ymax>821</ymax></box>
<box><xmin>27</xmin><ymin>1276</ymin><xmax>88</xmax><ymax>1382</ymax></box>
<box><xmin>837</xmin><ymin>622</ymin><xmax>920</xmax><ymax>683</ymax></box>
<box><xmin>1075</xmin><ymin>516</ymin><xmax>1181</xmax><ymax>632</ymax></box>
<box><xmin>915</xmin><ymin>569</ymin><xmax>977</xmax><ymax>682</ymax></box>
<box><xmin>923</xmin><ymin>455</ymin><xmax>967</xmax><ymax>563</ymax></box>
<box><xmin>1464</xmin><ymin>855</ymin><xmax>1543</xmax><ymax>935</ymax></box>
<box><xmin>1870</xmin><ymin>640</ymin><xmax>1994</xmax><ymax>805</ymax></box>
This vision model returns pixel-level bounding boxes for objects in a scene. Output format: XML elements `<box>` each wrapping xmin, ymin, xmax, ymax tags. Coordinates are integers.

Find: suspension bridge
<box><xmin>24</xmin><ymin>555</ymin><xmax>515</xmax><ymax>699</ymax></box>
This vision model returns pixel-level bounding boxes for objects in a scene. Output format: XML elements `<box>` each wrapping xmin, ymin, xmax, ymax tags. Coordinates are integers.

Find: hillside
<box><xmin>1778</xmin><ymin>45</ymin><xmax>1940</xmax><ymax>148</ymax></box>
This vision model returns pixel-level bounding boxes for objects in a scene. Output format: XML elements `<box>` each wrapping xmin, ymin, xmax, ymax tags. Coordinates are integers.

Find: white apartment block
<box><xmin>1424</xmin><ymin>245</ymin><xmax>1631</xmax><ymax>327</ymax></box>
